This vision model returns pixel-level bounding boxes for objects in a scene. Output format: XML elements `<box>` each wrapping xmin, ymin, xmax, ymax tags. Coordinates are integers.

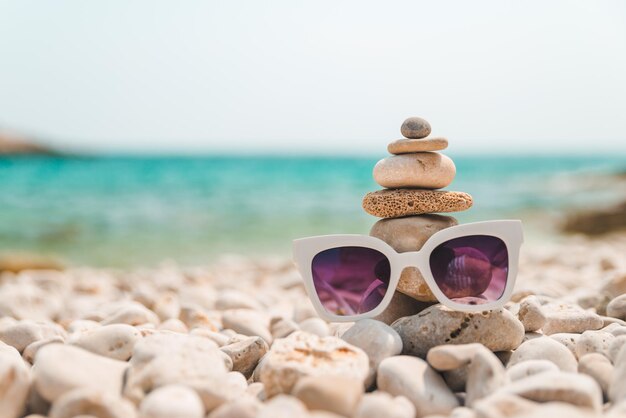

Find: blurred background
<box><xmin>1</xmin><ymin>1</ymin><xmax>625</xmax><ymax>267</ymax></box>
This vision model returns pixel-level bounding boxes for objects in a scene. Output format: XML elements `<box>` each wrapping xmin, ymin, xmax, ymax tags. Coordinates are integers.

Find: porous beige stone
<box><xmin>575</xmin><ymin>330</ymin><xmax>615</xmax><ymax>358</ymax></box>
<box><xmin>370</xmin><ymin>214</ymin><xmax>457</xmax><ymax>301</ymax></box>
<box><xmin>259</xmin><ymin>331</ymin><xmax>369</xmax><ymax>396</ymax></box>
<box><xmin>392</xmin><ymin>305</ymin><xmax>524</xmax><ymax>357</ymax></box>
<box><xmin>69</xmin><ymin>323</ymin><xmax>142</xmax><ymax>361</ymax></box>
<box><xmin>387</xmin><ymin>137</ymin><xmax>448</xmax><ymax>154</ymax></box>
<box><xmin>220</xmin><ymin>336</ymin><xmax>269</xmax><ymax>378</ymax></box>
<box><xmin>400</xmin><ymin>117</ymin><xmax>431</xmax><ymax>139</ymax></box>
<box><xmin>362</xmin><ymin>189</ymin><xmax>473</xmax><ymax>218</ymax></box>
<box><xmin>578</xmin><ymin>353</ymin><xmax>613</xmax><ymax>399</ymax></box>
<box><xmin>541</xmin><ymin>303</ymin><xmax>604</xmax><ymax>335</ymax></box>
<box><xmin>517</xmin><ymin>296</ymin><xmax>546</xmax><ymax>332</ymax></box>
<box><xmin>373</xmin><ymin>153</ymin><xmax>456</xmax><ymax>189</ymax></box>
<box><xmin>49</xmin><ymin>388</ymin><xmax>137</xmax><ymax>418</ymax></box>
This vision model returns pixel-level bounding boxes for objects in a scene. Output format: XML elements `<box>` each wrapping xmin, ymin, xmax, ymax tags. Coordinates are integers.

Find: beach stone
<box><xmin>69</xmin><ymin>323</ymin><xmax>142</xmax><ymax>361</ymax></box>
<box><xmin>427</xmin><ymin>343</ymin><xmax>506</xmax><ymax>405</ymax></box>
<box><xmin>575</xmin><ymin>330</ymin><xmax>615</xmax><ymax>358</ymax></box>
<box><xmin>101</xmin><ymin>303</ymin><xmax>160</xmax><ymax>326</ymax></box>
<box><xmin>607</xmin><ymin>294</ymin><xmax>626</xmax><ymax>320</ymax></box>
<box><xmin>0</xmin><ymin>343</ymin><xmax>30</xmax><ymax>418</ymax></box>
<box><xmin>541</xmin><ymin>303</ymin><xmax>604</xmax><ymax>335</ymax></box>
<box><xmin>602</xmin><ymin>271</ymin><xmax>626</xmax><ymax>298</ymax></box>
<box><xmin>400</xmin><ymin>117</ymin><xmax>431</xmax><ymax>139</ymax></box>
<box><xmin>179</xmin><ymin>306</ymin><xmax>219</xmax><ymax>331</ymax></box>
<box><xmin>259</xmin><ymin>331</ymin><xmax>369</xmax><ymax>396</ymax></box>
<box><xmin>33</xmin><ymin>344</ymin><xmax>128</xmax><ymax>402</ymax></box>
<box><xmin>354</xmin><ymin>392</ymin><xmax>415</xmax><ymax>418</ymax></box>
<box><xmin>158</xmin><ymin>318</ymin><xmax>188</xmax><ymax>333</ymax></box>
<box><xmin>215</xmin><ymin>289</ymin><xmax>262</xmax><ymax>311</ymax></box>
<box><xmin>495</xmin><ymin>371</ymin><xmax>603</xmax><ymax>412</ymax></box>
<box><xmin>257</xmin><ymin>395</ymin><xmax>308</xmax><ymax>418</ymax></box>
<box><xmin>517</xmin><ymin>296</ymin><xmax>546</xmax><ymax>332</ymax></box>
<box><xmin>298</xmin><ymin>318</ymin><xmax>329</xmax><ymax>337</ymax></box>
<box><xmin>221</xmin><ymin>309</ymin><xmax>272</xmax><ymax>344</ymax></box>
<box><xmin>341</xmin><ymin>319</ymin><xmax>403</xmax><ymax>387</ymax></box>
<box><xmin>387</xmin><ymin>137</ymin><xmax>448</xmax><ymax>154</ymax></box>
<box><xmin>362</xmin><ymin>189</ymin><xmax>473</xmax><ymax>218</ymax></box>
<box><xmin>139</xmin><ymin>384</ymin><xmax>204</xmax><ymax>418</ymax></box>
<box><xmin>220</xmin><ymin>336</ymin><xmax>269</xmax><ymax>378</ymax></box>
<box><xmin>293</xmin><ymin>375</ymin><xmax>363</xmax><ymax>416</ymax></box>
<box><xmin>124</xmin><ymin>333</ymin><xmax>229</xmax><ymax>404</ymax></box>
<box><xmin>549</xmin><ymin>333</ymin><xmax>580</xmax><ymax>358</ymax></box>
<box><xmin>470</xmin><ymin>394</ymin><xmax>538</xmax><ymax>418</ymax></box>
<box><xmin>610</xmin><ymin>342</ymin><xmax>626</xmax><ymax>402</ymax></box>
<box><xmin>609</xmin><ymin>335</ymin><xmax>626</xmax><ymax>363</ymax></box>
<box><xmin>49</xmin><ymin>388</ymin><xmax>137</xmax><ymax>418</ymax></box>
<box><xmin>270</xmin><ymin>317</ymin><xmax>299</xmax><ymax>339</ymax></box>
<box><xmin>22</xmin><ymin>336</ymin><xmax>64</xmax><ymax>363</ymax></box>
<box><xmin>0</xmin><ymin>320</ymin><xmax>66</xmax><ymax>352</ymax></box>
<box><xmin>507</xmin><ymin>337</ymin><xmax>577</xmax><ymax>372</ymax></box>
<box><xmin>377</xmin><ymin>355</ymin><xmax>459</xmax><ymax>416</ymax></box>
<box><xmin>192</xmin><ymin>371</ymin><xmax>247</xmax><ymax>412</ymax></box>
<box><xmin>373</xmin><ymin>153</ymin><xmax>456</xmax><ymax>189</ymax></box>
<box><xmin>373</xmin><ymin>291</ymin><xmax>434</xmax><ymax>325</ymax></box>
<box><xmin>370</xmin><ymin>215</ymin><xmax>458</xmax><ymax>301</ymax></box>
<box><xmin>505</xmin><ymin>359</ymin><xmax>559</xmax><ymax>381</ymax></box>
<box><xmin>391</xmin><ymin>305</ymin><xmax>524</xmax><ymax>357</ymax></box>
<box><xmin>579</xmin><ymin>353</ymin><xmax>613</xmax><ymax>399</ymax></box>
<box><xmin>67</xmin><ymin>319</ymin><xmax>101</xmax><ymax>334</ymax></box>
<box><xmin>189</xmin><ymin>328</ymin><xmax>230</xmax><ymax>346</ymax></box>
<box><xmin>207</xmin><ymin>398</ymin><xmax>261</xmax><ymax>418</ymax></box>
<box><xmin>152</xmin><ymin>292</ymin><xmax>180</xmax><ymax>321</ymax></box>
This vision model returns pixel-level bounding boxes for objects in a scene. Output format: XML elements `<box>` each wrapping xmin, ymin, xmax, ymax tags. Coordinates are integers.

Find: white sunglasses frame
<box><xmin>293</xmin><ymin>220</ymin><xmax>523</xmax><ymax>322</ymax></box>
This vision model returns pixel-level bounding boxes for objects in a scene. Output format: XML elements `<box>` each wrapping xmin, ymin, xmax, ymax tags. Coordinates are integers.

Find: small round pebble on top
<box><xmin>400</xmin><ymin>117</ymin><xmax>431</xmax><ymax>139</ymax></box>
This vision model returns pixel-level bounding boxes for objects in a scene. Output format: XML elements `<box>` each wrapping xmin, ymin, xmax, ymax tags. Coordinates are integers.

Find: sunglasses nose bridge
<box><xmin>397</xmin><ymin>251</ymin><xmax>422</xmax><ymax>270</ymax></box>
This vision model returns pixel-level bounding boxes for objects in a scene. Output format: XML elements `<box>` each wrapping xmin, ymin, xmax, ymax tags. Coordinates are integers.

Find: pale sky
<box><xmin>1</xmin><ymin>0</ymin><xmax>625</xmax><ymax>155</ymax></box>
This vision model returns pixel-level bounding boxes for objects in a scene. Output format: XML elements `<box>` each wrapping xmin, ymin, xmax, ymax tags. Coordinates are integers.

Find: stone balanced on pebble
<box><xmin>362</xmin><ymin>117</ymin><xmax>473</xmax><ymax>302</ymax></box>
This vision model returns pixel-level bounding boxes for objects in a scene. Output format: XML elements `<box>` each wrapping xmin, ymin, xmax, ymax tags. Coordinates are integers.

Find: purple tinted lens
<box><xmin>312</xmin><ymin>246</ymin><xmax>390</xmax><ymax>316</ymax></box>
<box><xmin>429</xmin><ymin>235</ymin><xmax>508</xmax><ymax>305</ymax></box>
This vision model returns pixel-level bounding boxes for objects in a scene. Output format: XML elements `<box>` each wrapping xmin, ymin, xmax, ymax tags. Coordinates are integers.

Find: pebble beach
<box><xmin>0</xmin><ymin>233</ymin><xmax>625</xmax><ymax>418</ymax></box>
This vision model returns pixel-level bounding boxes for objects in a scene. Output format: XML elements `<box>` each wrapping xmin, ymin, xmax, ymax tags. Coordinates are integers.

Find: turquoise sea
<box><xmin>0</xmin><ymin>154</ymin><xmax>624</xmax><ymax>267</ymax></box>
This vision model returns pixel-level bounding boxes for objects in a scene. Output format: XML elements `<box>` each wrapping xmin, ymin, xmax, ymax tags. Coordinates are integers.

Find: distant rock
<box><xmin>0</xmin><ymin>130</ymin><xmax>57</xmax><ymax>156</ymax></box>
<box><xmin>562</xmin><ymin>201</ymin><xmax>626</xmax><ymax>236</ymax></box>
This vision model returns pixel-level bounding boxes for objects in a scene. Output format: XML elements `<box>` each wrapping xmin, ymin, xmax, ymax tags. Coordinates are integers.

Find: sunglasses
<box><xmin>293</xmin><ymin>220</ymin><xmax>523</xmax><ymax>322</ymax></box>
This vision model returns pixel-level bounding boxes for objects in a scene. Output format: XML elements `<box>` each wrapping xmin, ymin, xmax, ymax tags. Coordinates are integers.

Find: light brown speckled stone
<box><xmin>362</xmin><ymin>189</ymin><xmax>473</xmax><ymax>218</ymax></box>
<box><xmin>373</xmin><ymin>153</ymin><xmax>456</xmax><ymax>189</ymax></box>
<box><xmin>388</xmin><ymin>137</ymin><xmax>448</xmax><ymax>154</ymax></box>
<box><xmin>400</xmin><ymin>117</ymin><xmax>431</xmax><ymax>139</ymax></box>
<box><xmin>370</xmin><ymin>215</ymin><xmax>457</xmax><ymax>301</ymax></box>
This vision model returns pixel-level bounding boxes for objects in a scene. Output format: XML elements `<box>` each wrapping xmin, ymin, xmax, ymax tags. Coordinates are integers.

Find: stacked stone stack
<box><xmin>362</xmin><ymin>117</ymin><xmax>473</xmax><ymax>302</ymax></box>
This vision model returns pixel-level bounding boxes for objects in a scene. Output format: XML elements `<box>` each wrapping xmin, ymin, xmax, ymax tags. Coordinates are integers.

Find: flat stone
<box><xmin>293</xmin><ymin>375</ymin><xmax>363</xmax><ymax>417</ymax></box>
<box><xmin>505</xmin><ymin>359</ymin><xmax>559</xmax><ymax>381</ymax></box>
<box><xmin>541</xmin><ymin>303</ymin><xmax>604</xmax><ymax>335</ymax></box>
<box><xmin>363</xmin><ymin>189</ymin><xmax>473</xmax><ymax>218</ymax></box>
<box><xmin>370</xmin><ymin>215</ymin><xmax>457</xmax><ymax>301</ymax></box>
<box><xmin>400</xmin><ymin>117</ymin><xmax>431</xmax><ymax>139</ymax></box>
<box><xmin>353</xmin><ymin>392</ymin><xmax>415</xmax><ymax>418</ymax></box>
<box><xmin>579</xmin><ymin>353</ymin><xmax>613</xmax><ymax>399</ymax></box>
<box><xmin>496</xmin><ymin>371</ymin><xmax>603</xmax><ymax>412</ymax></box>
<box><xmin>426</xmin><ymin>343</ymin><xmax>507</xmax><ymax>405</ymax></box>
<box><xmin>388</xmin><ymin>137</ymin><xmax>448</xmax><ymax>154</ymax></box>
<box><xmin>69</xmin><ymin>324</ymin><xmax>142</xmax><ymax>361</ymax></box>
<box><xmin>607</xmin><ymin>294</ymin><xmax>626</xmax><ymax>320</ymax></box>
<box><xmin>507</xmin><ymin>337</ymin><xmax>577</xmax><ymax>372</ymax></box>
<box><xmin>391</xmin><ymin>305</ymin><xmax>524</xmax><ymax>358</ymax></box>
<box><xmin>259</xmin><ymin>331</ymin><xmax>369</xmax><ymax>397</ymax></box>
<box><xmin>373</xmin><ymin>153</ymin><xmax>456</xmax><ymax>189</ymax></box>
<box><xmin>49</xmin><ymin>388</ymin><xmax>137</xmax><ymax>418</ymax></box>
<box><xmin>377</xmin><ymin>355</ymin><xmax>458</xmax><ymax>416</ymax></box>
<box><xmin>33</xmin><ymin>344</ymin><xmax>128</xmax><ymax>402</ymax></box>
<box><xmin>0</xmin><ymin>343</ymin><xmax>30</xmax><ymax>418</ymax></box>
<box><xmin>341</xmin><ymin>319</ymin><xmax>403</xmax><ymax>387</ymax></box>
<box><xmin>220</xmin><ymin>336</ymin><xmax>269</xmax><ymax>378</ymax></box>
<box><xmin>139</xmin><ymin>384</ymin><xmax>204</xmax><ymax>418</ymax></box>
